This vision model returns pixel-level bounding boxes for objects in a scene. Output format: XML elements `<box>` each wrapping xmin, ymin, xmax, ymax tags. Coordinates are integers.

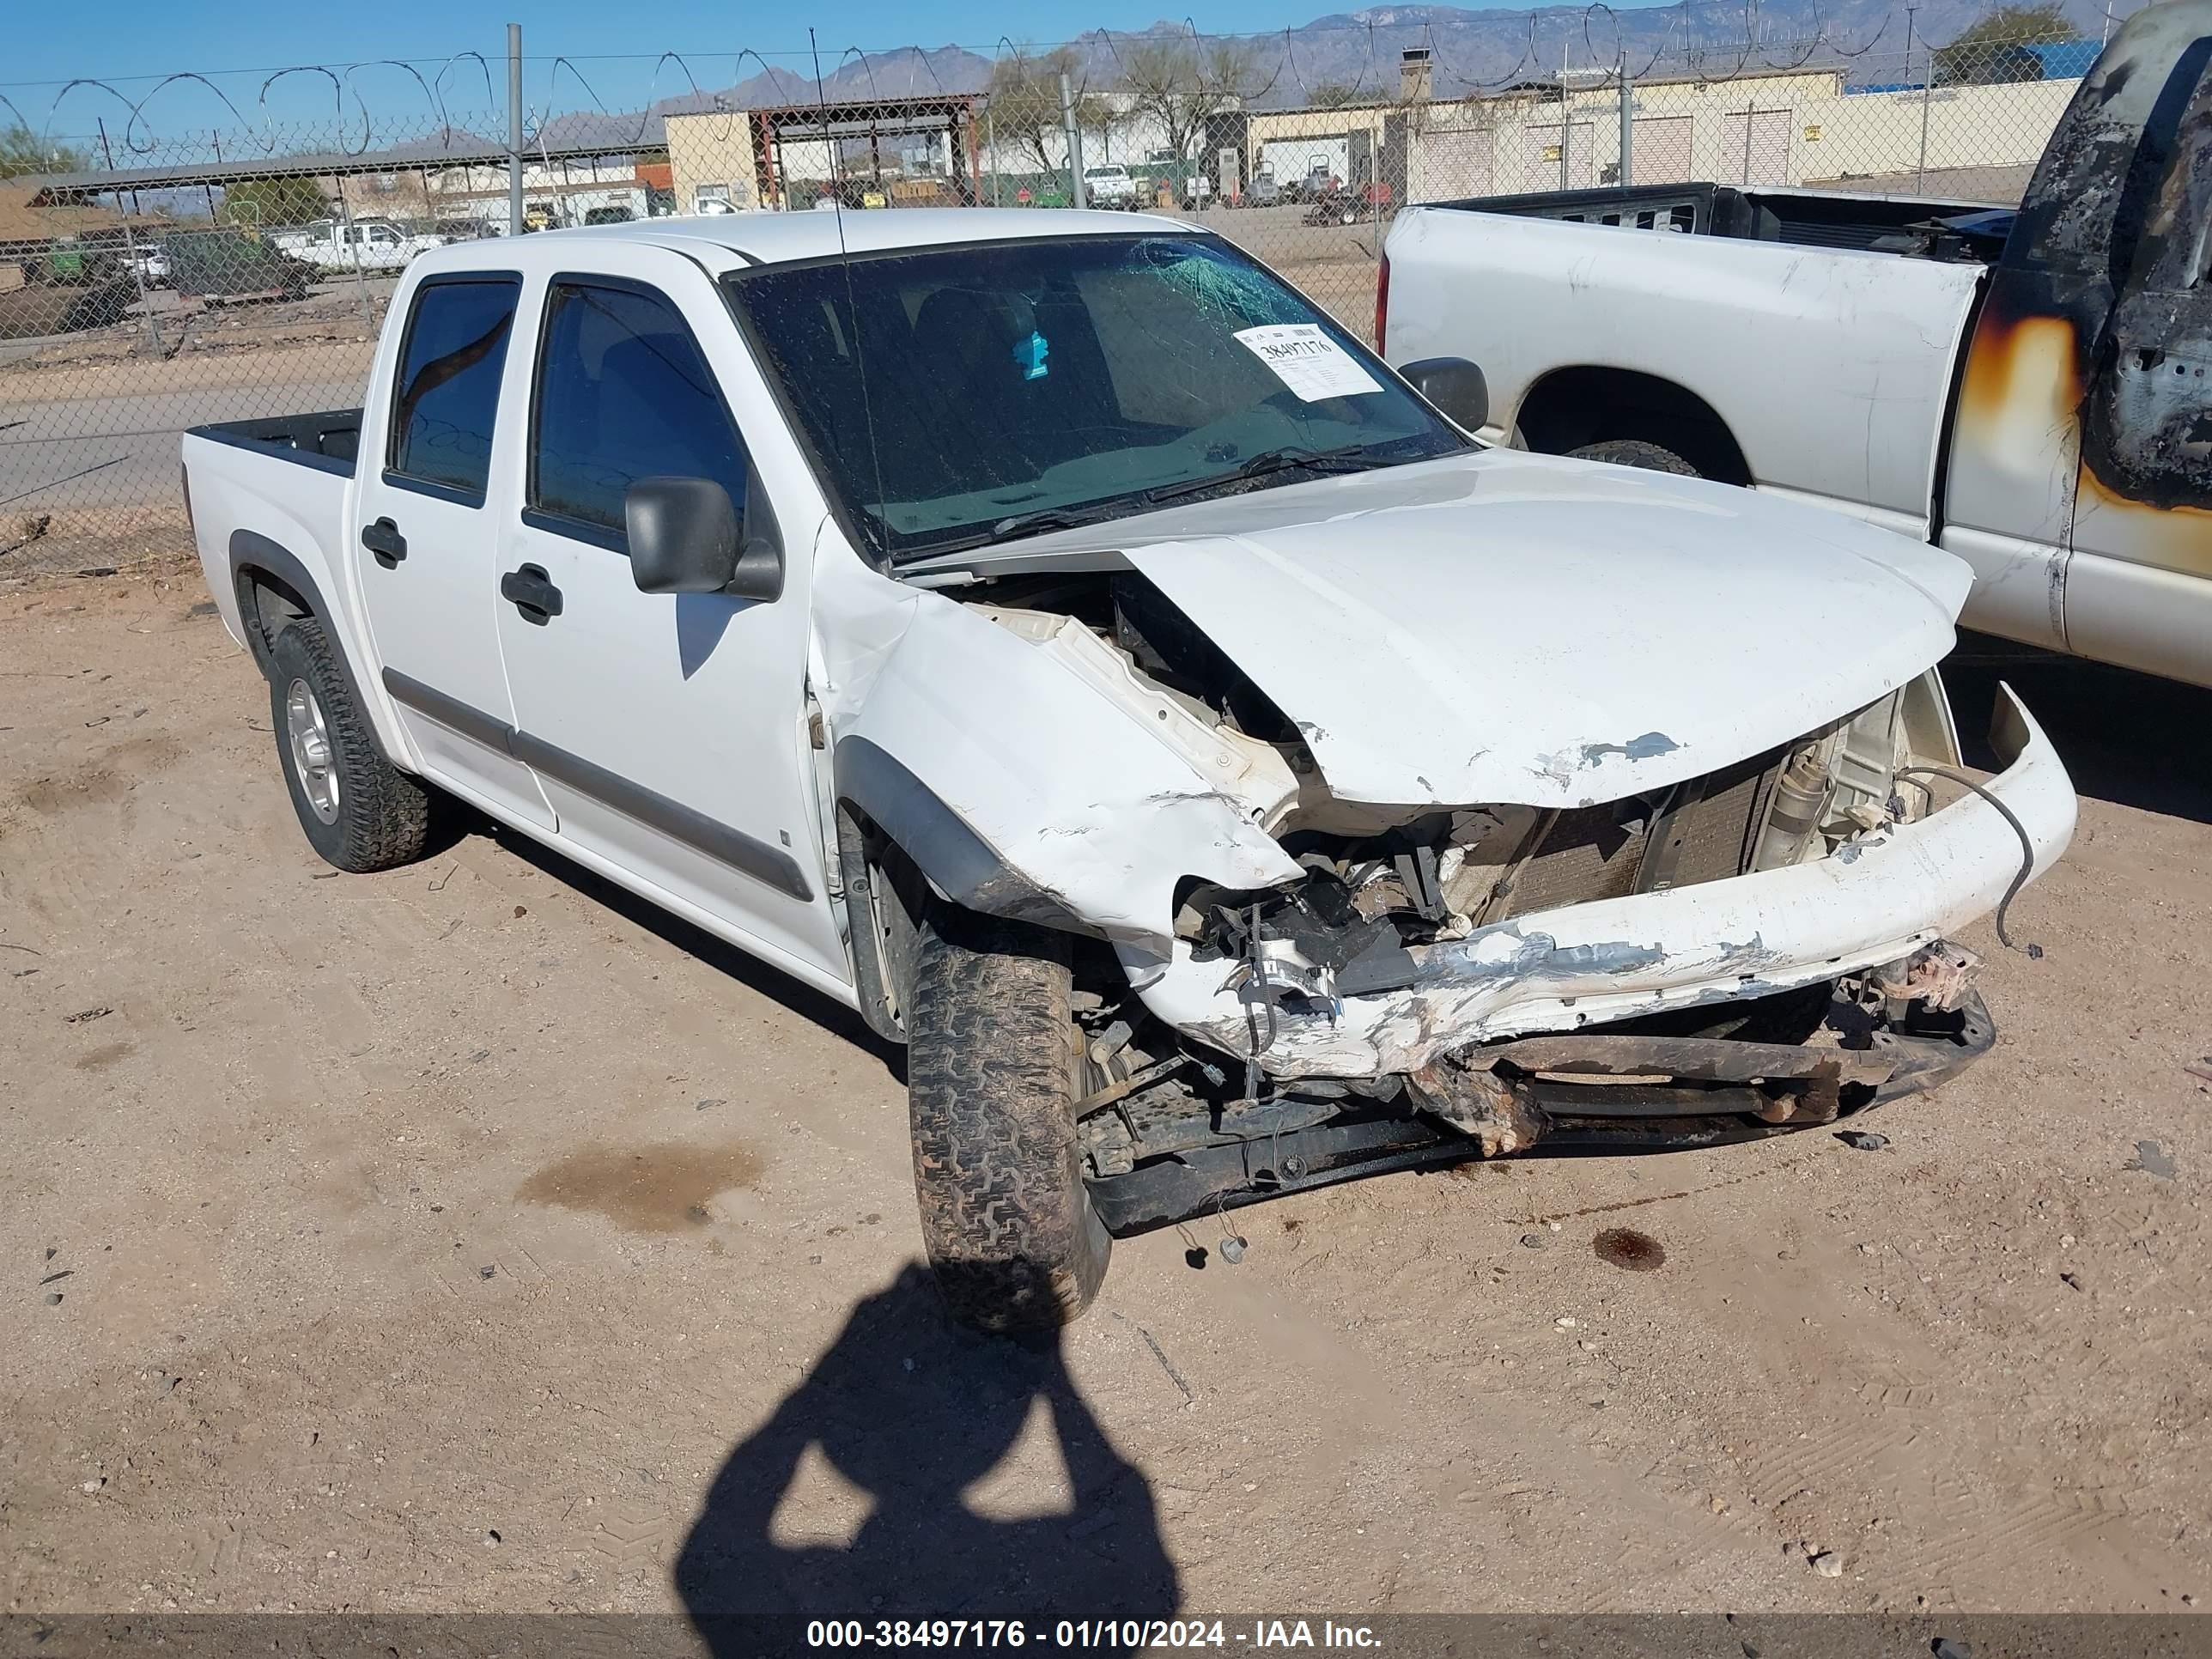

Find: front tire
<box><xmin>906</xmin><ymin>905</ymin><xmax>1111</xmax><ymax>1331</ymax></box>
<box><xmin>1567</xmin><ymin>438</ymin><xmax>1701</xmax><ymax>476</ymax></box>
<box><xmin>267</xmin><ymin>616</ymin><xmax>432</xmax><ymax>872</ymax></box>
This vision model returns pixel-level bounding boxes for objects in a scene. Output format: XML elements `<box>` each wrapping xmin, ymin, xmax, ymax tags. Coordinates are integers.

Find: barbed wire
<box><xmin>1</xmin><ymin>0</ymin><xmax>2094</xmax><ymax>567</ymax></box>
<box><xmin>2</xmin><ymin>3</ymin><xmax>2120</xmax><ymax>165</ymax></box>
<box><xmin>0</xmin><ymin>0</ymin><xmax>2058</xmax><ymax>84</ymax></box>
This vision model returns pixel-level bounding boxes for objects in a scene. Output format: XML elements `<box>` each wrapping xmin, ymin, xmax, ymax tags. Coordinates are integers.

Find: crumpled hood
<box><xmin>1087</xmin><ymin>448</ymin><xmax>1972</xmax><ymax>807</ymax></box>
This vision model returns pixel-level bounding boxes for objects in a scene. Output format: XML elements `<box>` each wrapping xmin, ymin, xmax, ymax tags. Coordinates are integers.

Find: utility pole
<box><xmin>507</xmin><ymin>23</ymin><xmax>526</xmax><ymax>235</ymax></box>
<box><xmin>1060</xmin><ymin>71</ymin><xmax>1086</xmax><ymax>207</ymax></box>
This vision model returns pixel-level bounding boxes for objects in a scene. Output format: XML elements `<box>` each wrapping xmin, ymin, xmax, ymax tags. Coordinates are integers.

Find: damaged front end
<box><xmin>829</xmin><ymin>540</ymin><xmax>2074</xmax><ymax>1235</ymax></box>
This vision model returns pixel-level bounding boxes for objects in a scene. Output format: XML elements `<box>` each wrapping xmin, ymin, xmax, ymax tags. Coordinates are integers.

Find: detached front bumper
<box><xmin>1119</xmin><ymin>684</ymin><xmax>2075</xmax><ymax>1082</ymax></box>
<box><xmin>1086</xmin><ymin>989</ymin><xmax>1996</xmax><ymax>1231</ymax></box>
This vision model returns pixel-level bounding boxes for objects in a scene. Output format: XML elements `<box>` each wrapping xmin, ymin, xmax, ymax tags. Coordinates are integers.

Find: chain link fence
<box><xmin>1</xmin><ymin>12</ymin><xmax>2110</xmax><ymax>572</ymax></box>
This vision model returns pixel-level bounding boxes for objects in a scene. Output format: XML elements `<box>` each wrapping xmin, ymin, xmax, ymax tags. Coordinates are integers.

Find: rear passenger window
<box><xmin>529</xmin><ymin>279</ymin><xmax>748</xmax><ymax>541</ymax></box>
<box><xmin>387</xmin><ymin>276</ymin><xmax>520</xmax><ymax>501</ymax></box>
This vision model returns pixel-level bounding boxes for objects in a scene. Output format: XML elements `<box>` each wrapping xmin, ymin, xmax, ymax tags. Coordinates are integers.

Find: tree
<box><xmin>220</xmin><ymin>175</ymin><xmax>331</xmax><ymax>229</ymax></box>
<box><xmin>1120</xmin><ymin>38</ymin><xmax>1260</xmax><ymax>166</ymax></box>
<box><xmin>0</xmin><ymin>125</ymin><xmax>89</xmax><ymax>181</ymax></box>
<box><xmin>988</xmin><ymin>46</ymin><xmax>1116</xmax><ymax>174</ymax></box>
<box><xmin>1310</xmin><ymin>82</ymin><xmax>1364</xmax><ymax>109</ymax></box>
<box><xmin>1932</xmin><ymin>4</ymin><xmax>2075</xmax><ymax>86</ymax></box>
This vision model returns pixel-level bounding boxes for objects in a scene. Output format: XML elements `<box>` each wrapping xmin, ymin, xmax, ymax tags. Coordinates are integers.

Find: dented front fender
<box><xmin>828</xmin><ymin>587</ymin><xmax>1300</xmax><ymax>954</ymax></box>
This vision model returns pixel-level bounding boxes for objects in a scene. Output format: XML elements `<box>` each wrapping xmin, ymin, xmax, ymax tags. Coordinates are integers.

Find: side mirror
<box><xmin>1398</xmin><ymin>356</ymin><xmax>1490</xmax><ymax>434</ymax></box>
<box><xmin>625</xmin><ymin>473</ymin><xmax>784</xmax><ymax>602</ymax></box>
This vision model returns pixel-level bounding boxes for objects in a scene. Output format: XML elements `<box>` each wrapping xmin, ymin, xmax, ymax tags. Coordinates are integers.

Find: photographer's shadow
<box><xmin>676</xmin><ymin>1263</ymin><xmax>1179</xmax><ymax>1643</ymax></box>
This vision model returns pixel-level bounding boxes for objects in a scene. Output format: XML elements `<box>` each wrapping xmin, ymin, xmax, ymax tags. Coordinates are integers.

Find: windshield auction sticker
<box><xmin>1234</xmin><ymin>324</ymin><xmax>1383</xmax><ymax>401</ymax></box>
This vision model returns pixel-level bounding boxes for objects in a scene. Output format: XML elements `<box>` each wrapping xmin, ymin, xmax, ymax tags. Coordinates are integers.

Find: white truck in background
<box><xmin>273</xmin><ymin>218</ymin><xmax>448</xmax><ymax>272</ymax></box>
<box><xmin>1380</xmin><ymin>0</ymin><xmax>2212</xmax><ymax>693</ymax></box>
<box><xmin>1081</xmin><ymin>166</ymin><xmax>1139</xmax><ymax>208</ymax></box>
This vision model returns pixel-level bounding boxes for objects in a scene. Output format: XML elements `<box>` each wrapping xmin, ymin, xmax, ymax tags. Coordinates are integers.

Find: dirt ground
<box><xmin>2</xmin><ymin>557</ymin><xmax>2208</xmax><ymax>1620</ymax></box>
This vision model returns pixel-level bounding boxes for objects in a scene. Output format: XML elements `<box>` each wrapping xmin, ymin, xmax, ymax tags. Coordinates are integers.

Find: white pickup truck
<box><xmin>1081</xmin><ymin>165</ymin><xmax>1139</xmax><ymax>209</ymax></box>
<box><xmin>1381</xmin><ymin>0</ymin><xmax>2212</xmax><ymax>693</ymax></box>
<box><xmin>183</xmin><ymin>208</ymin><xmax>2072</xmax><ymax>1331</ymax></box>
<box><xmin>273</xmin><ymin>217</ymin><xmax>447</xmax><ymax>273</ymax></box>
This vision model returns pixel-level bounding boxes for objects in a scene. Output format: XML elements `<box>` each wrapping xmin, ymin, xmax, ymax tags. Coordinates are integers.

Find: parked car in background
<box><xmin>583</xmin><ymin>206</ymin><xmax>635</xmax><ymax>226</ymax></box>
<box><xmin>1081</xmin><ymin>164</ymin><xmax>1137</xmax><ymax>208</ymax></box>
<box><xmin>1378</xmin><ymin>0</ymin><xmax>2212</xmax><ymax>693</ymax></box>
<box><xmin>181</xmin><ymin>208</ymin><xmax>2070</xmax><ymax>1334</ymax></box>
<box><xmin>274</xmin><ymin>217</ymin><xmax>447</xmax><ymax>272</ymax></box>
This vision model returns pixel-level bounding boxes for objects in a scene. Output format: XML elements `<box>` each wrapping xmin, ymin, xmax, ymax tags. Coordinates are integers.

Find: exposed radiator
<box><xmin>1490</xmin><ymin>746</ymin><xmax>1785</xmax><ymax>922</ymax></box>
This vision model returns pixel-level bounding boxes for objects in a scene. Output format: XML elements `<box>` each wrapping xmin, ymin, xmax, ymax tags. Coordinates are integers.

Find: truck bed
<box><xmin>188</xmin><ymin>409</ymin><xmax>363</xmax><ymax>477</ymax></box>
<box><xmin>1435</xmin><ymin>183</ymin><xmax>2013</xmax><ymax>262</ymax></box>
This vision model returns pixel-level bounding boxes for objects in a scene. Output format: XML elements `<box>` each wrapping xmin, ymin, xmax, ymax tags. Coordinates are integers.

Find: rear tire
<box><xmin>1567</xmin><ymin>438</ymin><xmax>1701</xmax><ymax>476</ymax></box>
<box><xmin>267</xmin><ymin>616</ymin><xmax>433</xmax><ymax>872</ymax></box>
<box><xmin>906</xmin><ymin>905</ymin><xmax>1111</xmax><ymax>1332</ymax></box>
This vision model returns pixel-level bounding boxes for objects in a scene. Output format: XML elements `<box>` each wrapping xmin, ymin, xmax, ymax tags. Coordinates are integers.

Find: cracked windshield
<box><xmin>727</xmin><ymin>234</ymin><xmax>1466</xmax><ymax>559</ymax></box>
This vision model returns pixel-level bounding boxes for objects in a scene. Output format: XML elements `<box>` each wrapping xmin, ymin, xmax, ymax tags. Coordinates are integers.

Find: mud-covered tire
<box><xmin>906</xmin><ymin>905</ymin><xmax>1111</xmax><ymax>1331</ymax></box>
<box><xmin>266</xmin><ymin>616</ymin><xmax>433</xmax><ymax>872</ymax></box>
<box><xmin>1568</xmin><ymin>438</ymin><xmax>1701</xmax><ymax>476</ymax></box>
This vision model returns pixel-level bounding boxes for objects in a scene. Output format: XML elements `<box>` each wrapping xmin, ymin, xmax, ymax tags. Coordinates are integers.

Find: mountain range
<box><xmin>666</xmin><ymin>0</ymin><xmax>2135</xmax><ymax>109</ymax></box>
<box><xmin>522</xmin><ymin>0</ymin><xmax>2139</xmax><ymax>149</ymax></box>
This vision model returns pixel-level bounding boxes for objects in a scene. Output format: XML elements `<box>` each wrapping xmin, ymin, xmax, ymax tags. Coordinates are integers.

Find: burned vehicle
<box><xmin>184</xmin><ymin>213</ymin><xmax>2075</xmax><ymax>1332</ymax></box>
<box><xmin>1381</xmin><ymin>0</ymin><xmax>2212</xmax><ymax>694</ymax></box>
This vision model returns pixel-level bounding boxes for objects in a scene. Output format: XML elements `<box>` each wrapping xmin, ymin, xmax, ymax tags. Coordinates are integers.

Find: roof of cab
<box><xmin>414</xmin><ymin>207</ymin><xmax>1194</xmax><ymax>278</ymax></box>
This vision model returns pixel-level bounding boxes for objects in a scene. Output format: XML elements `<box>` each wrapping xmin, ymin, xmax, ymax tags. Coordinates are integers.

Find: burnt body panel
<box><xmin>1948</xmin><ymin>2</ymin><xmax>2212</xmax><ymax>682</ymax></box>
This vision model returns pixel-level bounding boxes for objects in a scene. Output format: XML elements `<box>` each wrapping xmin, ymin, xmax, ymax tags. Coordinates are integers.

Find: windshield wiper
<box><xmin>904</xmin><ymin>498</ymin><xmax>1147</xmax><ymax>558</ymax></box>
<box><xmin>985</xmin><ymin>501</ymin><xmax>1139</xmax><ymax>542</ymax></box>
<box><xmin>1141</xmin><ymin>444</ymin><xmax>1395</xmax><ymax>506</ymax></box>
<box><xmin>895</xmin><ymin>446</ymin><xmax>1406</xmax><ymax>562</ymax></box>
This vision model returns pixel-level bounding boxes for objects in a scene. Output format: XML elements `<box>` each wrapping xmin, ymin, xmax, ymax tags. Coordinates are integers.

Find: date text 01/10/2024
<box><xmin>803</xmin><ymin>1620</ymin><xmax>1382</xmax><ymax>1648</ymax></box>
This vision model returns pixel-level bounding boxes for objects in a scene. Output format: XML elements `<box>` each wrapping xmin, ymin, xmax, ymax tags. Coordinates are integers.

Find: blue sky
<box><xmin>6</xmin><ymin>0</ymin><xmax>1674</xmax><ymax>133</ymax></box>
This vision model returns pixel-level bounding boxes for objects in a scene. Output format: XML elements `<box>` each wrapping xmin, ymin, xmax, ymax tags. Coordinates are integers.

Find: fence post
<box><xmin>335</xmin><ymin>176</ymin><xmax>376</xmax><ymax>332</ymax></box>
<box><xmin>100</xmin><ymin>117</ymin><xmax>162</xmax><ymax>357</ymax></box>
<box><xmin>987</xmin><ymin>98</ymin><xmax>1000</xmax><ymax>205</ymax></box>
<box><xmin>1904</xmin><ymin>4</ymin><xmax>1929</xmax><ymax>196</ymax></box>
<box><xmin>1617</xmin><ymin>53</ymin><xmax>1632</xmax><ymax>188</ymax></box>
<box><xmin>1559</xmin><ymin>40</ymin><xmax>1571</xmax><ymax>191</ymax></box>
<box><xmin>507</xmin><ymin>23</ymin><xmax>526</xmax><ymax>235</ymax></box>
<box><xmin>1917</xmin><ymin>50</ymin><xmax>1934</xmax><ymax>192</ymax></box>
<box><xmin>1060</xmin><ymin>72</ymin><xmax>1087</xmax><ymax>207</ymax></box>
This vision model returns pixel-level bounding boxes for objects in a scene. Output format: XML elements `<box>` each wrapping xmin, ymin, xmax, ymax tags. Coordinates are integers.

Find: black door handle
<box><xmin>361</xmin><ymin>517</ymin><xmax>407</xmax><ymax>567</ymax></box>
<box><xmin>500</xmin><ymin>563</ymin><xmax>563</xmax><ymax>624</ymax></box>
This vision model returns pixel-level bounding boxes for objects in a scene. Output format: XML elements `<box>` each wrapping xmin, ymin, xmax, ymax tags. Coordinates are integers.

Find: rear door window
<box><xmin>386</xmin><ymin>275</ymin><xmax>521</xmax><ymax>502</ymax></box>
